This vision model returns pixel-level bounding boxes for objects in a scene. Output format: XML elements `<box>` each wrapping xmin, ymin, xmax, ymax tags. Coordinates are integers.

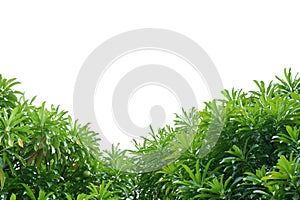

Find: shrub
<box><xmin>0</xmin><ymin>68</ymin><xmax>299</xmax><ymax>199</ymax></box>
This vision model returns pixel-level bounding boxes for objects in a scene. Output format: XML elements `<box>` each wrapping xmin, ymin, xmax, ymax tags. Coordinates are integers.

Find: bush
<box><xmin>0</xmin><ymin>68</ymin><xmax>299</xmax><ymax>199</ymax></box>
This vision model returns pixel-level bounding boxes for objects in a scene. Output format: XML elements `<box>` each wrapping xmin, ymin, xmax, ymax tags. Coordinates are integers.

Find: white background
<box><xmin>1</xmin><ymin>1</ymin><xmax>300</xmax><ymax>146</ymax></box>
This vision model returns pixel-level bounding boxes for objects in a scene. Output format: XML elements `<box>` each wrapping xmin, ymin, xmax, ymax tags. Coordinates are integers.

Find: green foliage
<box><xmin>0</xmin><ymin>68</ymin><xmax>299</xmax><ymax>199</ymax></box>
<box><xmin>0</xmin><ymin>74</ymin><xmax>114</xmax><ymax>199</ymax></box>
<box><xmin>87</xmin><ymin>181</ymin><xmax>119</xmax><ymax>200</ymax></box>
<box><xmin>22</xmin><ymin>183</ymin><xmax>54</xmax><ymax>200</ymax></box>
<box><xmin>273</xmin><ymin>126</ymin><xmax>300</xmax><ymax>156</ymax></box>
<box><xmin>0</xmin><ymin>75</ymin><xmax>21</xmax><ymax>109</ymax></box>
<box><xmin>261</xmin><ymin>154</ymin><xmax>300</xmax><ymax>199</ymax></box>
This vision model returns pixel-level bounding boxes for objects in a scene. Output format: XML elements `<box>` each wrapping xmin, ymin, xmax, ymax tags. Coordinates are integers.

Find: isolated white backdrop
<box><xmin>1</xmin><ymin>1</ymin><xmax>300</xmax><ymax>148</ymax></box>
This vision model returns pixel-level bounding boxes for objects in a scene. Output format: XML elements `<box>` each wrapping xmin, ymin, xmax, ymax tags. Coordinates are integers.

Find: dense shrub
<box><xmin>0</xmin><ymin>68</ymin><xmax>299</xmax><ymax>199</ymax></box>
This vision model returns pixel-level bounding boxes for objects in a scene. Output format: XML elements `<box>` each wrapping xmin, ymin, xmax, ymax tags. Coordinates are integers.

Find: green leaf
<box><xmin>21</xmin><ymin>183</ymin><xmax>36</xmax><ymax>200</ymax></box>
<box><xmin>10</xmin><ymin>194</ymin><xmax>16</xmax><ymax>200</ymax></box>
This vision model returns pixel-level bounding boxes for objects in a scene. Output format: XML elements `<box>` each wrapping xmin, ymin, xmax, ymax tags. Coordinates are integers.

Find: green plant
<box><xmin>273</xmin><ymin>126</ymin><xmax>300</xmax><ymax>157</ymax></box>
<box><xmin>22</xmin><ymin>184</ymin><xmax>54</xmax><ymax>200</ymax></box>
<box><xmin>0</xmin><ymin>68</ymin><xmax>300</xmax><ymax>199</ymax></box>
<box><xmin>262</xmin><ymin>154</ymin><xmax>300</xmax><ymax>199</ymax></box>
<box><xmin>87</xmin><ymin>181</ymin><xmax>119</xmax><ymax>200</ymax></box>
<box><xmin>0</xmin><ymin>75</ymin><xmax>104</xmax><ymax>199</ymax></box>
